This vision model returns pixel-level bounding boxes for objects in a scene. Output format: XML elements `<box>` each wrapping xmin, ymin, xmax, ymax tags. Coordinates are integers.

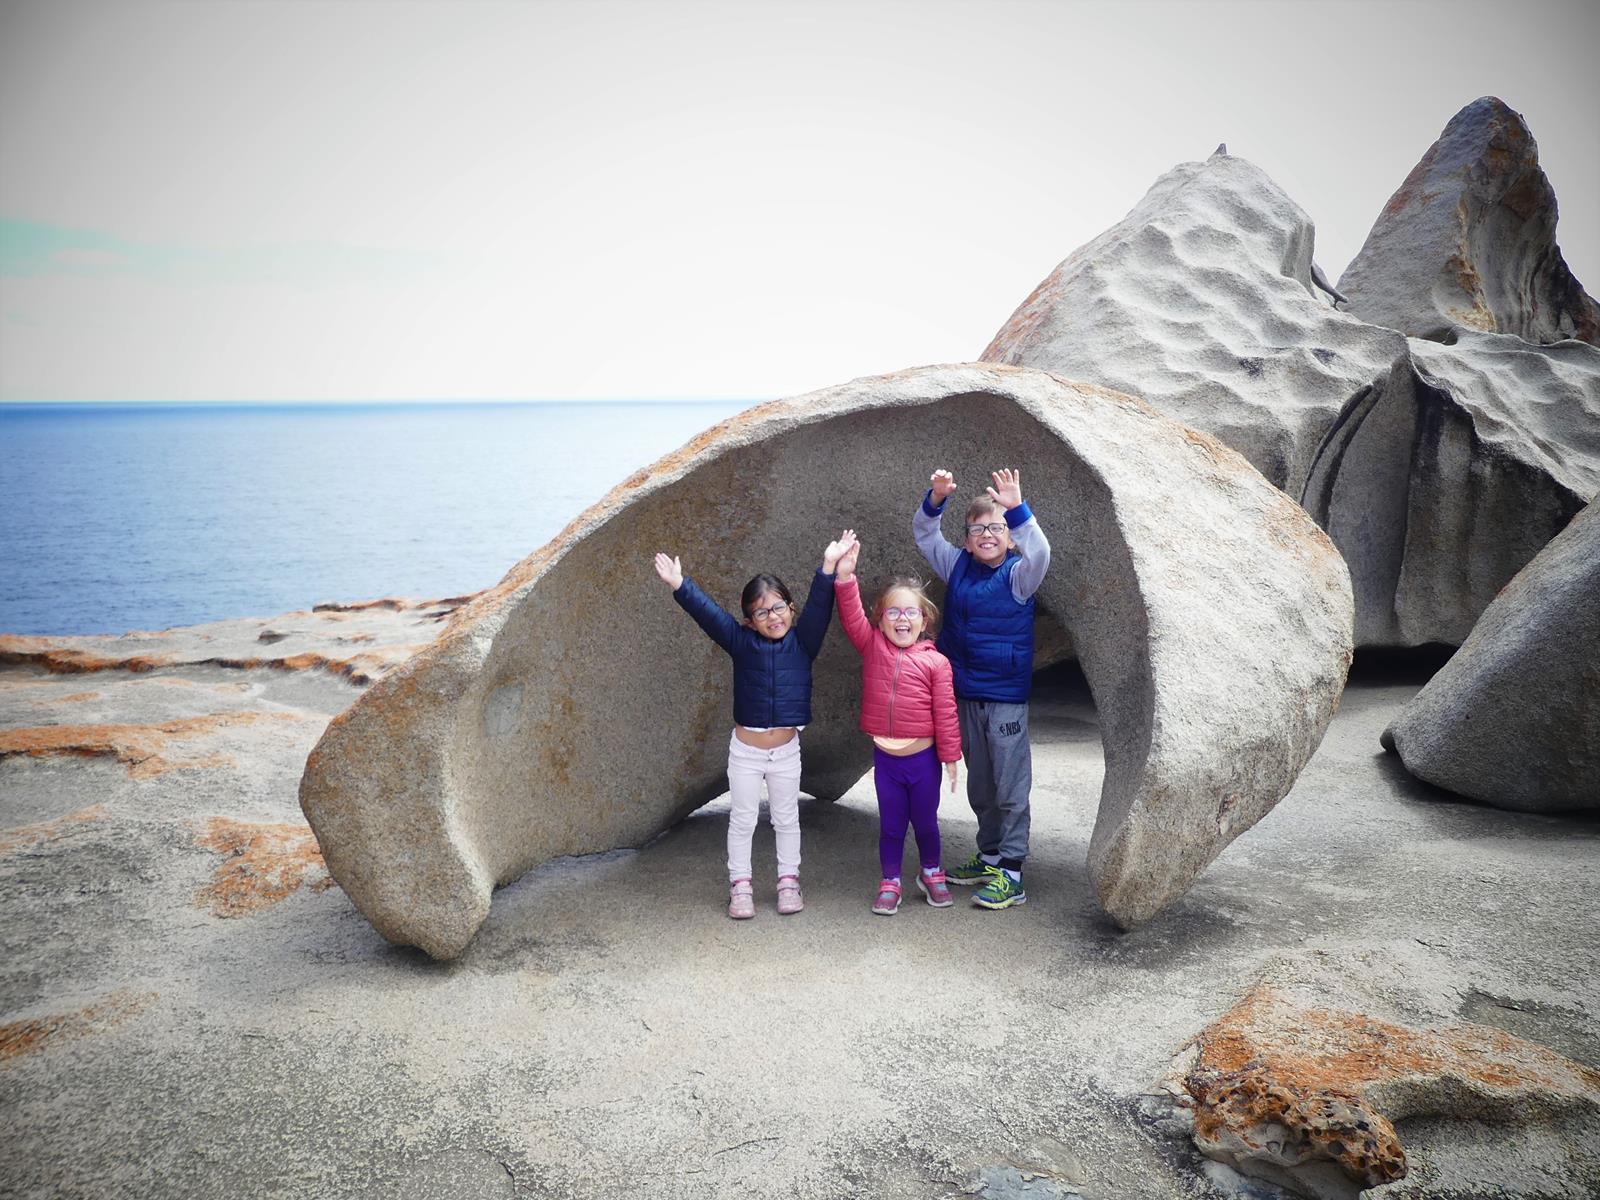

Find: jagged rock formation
<box><xmin>982</xmin><ymin>116</ymin><xmax>1600</xmax><ymax>649</ymax></box>
<box><xmin>1301</xmin><ymin>329</ymin><xmax>1600</xmax><ymax>645</ymax></box>
<box><xmin>980</xmin><ymin>148</ymin><xmax>1407</xmax><ymax>495</ymax></box>
<box><xmin>1338</xmin><ymin>96</ymin><xmax>1600</xmax><ymax>347</ymax></box>
<box><xmin>1165</xmin><ymin>950</ymin><xmax>1600</xmax><ymax>1198</ymax></box>
<box><xmin>1381</xmin><ymin>499</ymin><xmax>1599</xmax><ymax>813</ymax></box>
<box><xmin>298</xmin><ymin>364</ymin><xmax>1353</xmax><ymax>958</ymax></box>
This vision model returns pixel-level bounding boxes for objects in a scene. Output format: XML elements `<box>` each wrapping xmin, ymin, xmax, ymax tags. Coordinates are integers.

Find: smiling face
<box><xmin>964</xmin><ymin>504</ymin><xmax>1012</xmax><ymax>567</ymax></box>
<box><xmin>744</xmin><ymin>589</ymin><xmax>793</xmax><ymax>640</ymax></box>
<box><xmin>878</xmin><ymin>587</ymin><xmax>927</xmax><ymax>648</ymax></box>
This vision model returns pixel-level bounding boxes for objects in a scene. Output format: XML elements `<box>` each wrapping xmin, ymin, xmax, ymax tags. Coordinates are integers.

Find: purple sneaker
<box><xmin>776</xmin><ymin>874</ymin><xmax>804</xmax><ymax>915</ymax></box>
<box><xmin>728</xmin><ymin>877</ymin><xmax>755</xmax><ymax>920</ymax></box>
<box><xmin>916</xmin><ymin>870</ymin><xmax>954</xmax><ymax>908</ymax></box>
<box><xmin>871</xmin><ymin>879</ymin><xmax>902</xmax><ymax>916</ymax></box>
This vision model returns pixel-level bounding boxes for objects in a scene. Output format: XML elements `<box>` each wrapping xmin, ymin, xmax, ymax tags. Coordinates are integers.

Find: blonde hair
<box><xmin>872</xmin><ymin>577</ymin><xmax>940</xmax><ymax>638</ymax></box>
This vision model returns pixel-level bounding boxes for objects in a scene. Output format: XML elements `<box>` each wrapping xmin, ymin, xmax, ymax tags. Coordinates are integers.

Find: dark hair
<box><xmin>872</xmin><ymin>577</ymin><xmax>940</xmax><ymax>637</ymax></box>
<box><xmin>741</xmin><ymin>573</ymin><xmax>794</xmax><ymax>618</ymax></box>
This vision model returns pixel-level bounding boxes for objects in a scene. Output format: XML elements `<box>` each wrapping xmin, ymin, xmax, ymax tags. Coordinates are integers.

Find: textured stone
<box><xmin>1165</xmin><ymin>950</ymin><xmax>1600</xmax><ymax>1199</ymax></box>
<box><xmin>1301</xmin><ymin>329</ymin><xmax>1600</xmax><ymax>646</ymax></box>
<box><xmin>298</xmin><ymin>364</ymin><xmax>1353</xmax><ymax>957</ymax></box>
<box><xmin>981</xmin><ymin>147</ymin><xmax>1408</xmax><ymax>495</ymax></box>
<box><xmin>983</xmin><ymin>141</ymin><xmax>1600</xmax><ymax>649</ymax></box>
<box><xmin>1381</xmin><ymin>499</ymin><xmax>1600</xmax><ymax>813</ymax></box>
<box><xmin>1338</xmin><ymin>96</ymin><xmax>1600</xmax><ymax>347</ymax></box>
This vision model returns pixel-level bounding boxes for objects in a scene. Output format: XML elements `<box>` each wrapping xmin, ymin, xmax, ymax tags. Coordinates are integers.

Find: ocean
<box><xmin>0</xmin><ymin>400</ymin><xmax>749</xmax><ymax>637</ymax></box>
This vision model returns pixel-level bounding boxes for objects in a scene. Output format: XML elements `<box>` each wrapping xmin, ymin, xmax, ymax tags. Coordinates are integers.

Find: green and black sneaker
<box><xmin>946</xmin><ymin>854</ymin><xmax>999</xmax><ymax>887</ymax></box>
<box><xmin>972</xmin><ymin>870</ymin><xmax>1027</xmax><ymax>910</ymax></box>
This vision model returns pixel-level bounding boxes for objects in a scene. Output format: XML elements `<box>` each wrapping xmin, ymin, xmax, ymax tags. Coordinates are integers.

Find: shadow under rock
<box><xmin>1373</xmin><ymin>748</ymin><xmax>1600</xmax><ymax>840</ymax></box>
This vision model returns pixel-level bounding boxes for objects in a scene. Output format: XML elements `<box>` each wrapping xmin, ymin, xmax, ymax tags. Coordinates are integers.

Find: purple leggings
<box><xmin>874</xmin><ymin>746</ymin><xmax>942</xmax><ymax>878</ymax></box>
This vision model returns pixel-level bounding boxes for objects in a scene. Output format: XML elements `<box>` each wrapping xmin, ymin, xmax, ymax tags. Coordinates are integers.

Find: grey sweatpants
<box><xmin>957</xmin><ymin>699</ymin><xmax>1032</xmax><ymax>862</ymax></box>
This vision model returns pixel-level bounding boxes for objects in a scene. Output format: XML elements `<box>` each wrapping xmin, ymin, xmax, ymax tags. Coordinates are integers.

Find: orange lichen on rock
<box><xmin>0</xmin><ymin>713</ymin><xmax>299</xmax><ymax>778</ymax></box>
<box><xmin>0</xmin><ymin>989</ymin><xmax>153</xmax><ymax>1063</ymax></box>
<box><xmin>0</xmin><ymin>804</ymin><xmax>107</xmax><ymax>855</ymax></box>
<box><xmin>0</xmin><ymin>639</ymin><xmax>173</xmax><ymax>674</ymax></box>
<box><xmin>194</xmin><ymin>816</ymin><xmax>335</xmax><ymax>917</ymax></box>
<box><xmin>1181</xmin><ymin>983</ymin><xmax>1600</xmax><ymax>1188</ymax></box>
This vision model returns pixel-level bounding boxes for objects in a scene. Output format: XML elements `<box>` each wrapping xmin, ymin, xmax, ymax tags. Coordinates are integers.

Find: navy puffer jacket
<box><xmin>938</xmin><ymin>553</ymin><xmax>1035</xmax><ymax>703</ymax></box>
<box><xmin>673</xmin><ymin>569</ymin><xmax>835</xmax><ymax>727</ymax></box>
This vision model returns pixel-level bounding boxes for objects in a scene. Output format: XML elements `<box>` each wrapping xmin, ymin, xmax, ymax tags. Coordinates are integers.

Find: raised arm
<box><xmin>832</xmin><ymin>538</ymin><xmax>874</xmax><ymax>655</ymax></box>
<box><xmin>656</xmin><ymin>553</ymin><xmax>739</xmax><ymax>654</ymax></box>
<box><xmin>913</xmin><ymin>469</ymin><xmax>963</xmax><ymax>584</ymax></box>
<box><xmin>795</xmin><ymin>570</ymin><xmax>836</xmax><ymax>659</ymax></box>
<box><xmin>987</xmin><ymin>469</ymin><xmax>1053</xmax><ymax>601</ymax></box>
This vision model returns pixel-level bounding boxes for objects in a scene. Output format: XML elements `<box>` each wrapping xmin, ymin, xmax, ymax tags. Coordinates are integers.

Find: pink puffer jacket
<box><xmin>835</xmin><ymin>576</ymin><xmax>962</xmax><ymax>763</ymax></box>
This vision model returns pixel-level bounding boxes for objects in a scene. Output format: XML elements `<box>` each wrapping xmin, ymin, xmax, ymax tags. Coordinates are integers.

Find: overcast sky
<box><xmin>3</xmin><ymin>0</ymin><xmax>1597</xmax><ymax>402</ymax></box>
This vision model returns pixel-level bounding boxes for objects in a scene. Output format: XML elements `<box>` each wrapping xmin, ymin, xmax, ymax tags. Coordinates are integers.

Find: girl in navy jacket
<box><xmin>653</xmin><ymin>534</ymin><xmax>853</xmax><ymax>919</ymax></box>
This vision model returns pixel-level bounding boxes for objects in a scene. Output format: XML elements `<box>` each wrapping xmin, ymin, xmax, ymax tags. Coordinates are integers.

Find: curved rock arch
<box><xmin>301</xmin><ymin>364</ymin><xmax>1353</xmax><ymax>958</ymax></box>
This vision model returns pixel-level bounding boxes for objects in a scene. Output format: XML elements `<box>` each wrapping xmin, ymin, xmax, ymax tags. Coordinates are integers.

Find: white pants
<box><xmin>725</xmin><ymin>731</ymin><xmax>803</xmax><ymax>882</ymax></box>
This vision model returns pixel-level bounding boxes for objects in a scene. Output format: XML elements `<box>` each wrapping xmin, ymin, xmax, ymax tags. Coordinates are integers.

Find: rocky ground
<box><xmin>1</xmin><ymin>606</ymin><xmax>1596</xmax><ymax>1200</ymax></box>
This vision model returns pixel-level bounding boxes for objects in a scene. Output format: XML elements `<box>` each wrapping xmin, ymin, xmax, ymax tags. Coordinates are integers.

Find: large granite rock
<box><xmin>1301</xmin><ymin>329</ymin><xmax>1600</xmax><ymax>646</ymax></box>
<box><xmin>983</xmin><ymin>137</ymin><xmax>1600</xmax><ymax>649</ymax></box>
<box><xmin>1381</xmin><ymin>499</ymin><xmax>1600</xmax><ymax>813</ymax></box>
<box><xmin>981</xmin><ymin>149</ymin><xmax>1407</xmax><ymax>495</ymax></box>
<box><xmin>299</xmin><ymin>364</ymin><xmax>1353</xmax><ymax>957</ymax></box>
<box><xmin>1338</xmin><ymin>97</ymin><xmax>1600</xmax><ymax>347</ymax></box>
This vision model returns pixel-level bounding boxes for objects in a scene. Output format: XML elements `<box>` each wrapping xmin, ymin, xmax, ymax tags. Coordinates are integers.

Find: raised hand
<box><xmin>986</xmin><ymin>467</ymin><xmax>1022</xmax><ymax>510</ymax></box>
<box><xmin>823</xmin><ymin>529</ymin><xmax>858</xmax><ymax>573</ymax></box>
<box><xmin>653</xmin><ymin>552</ymin><xmax>684</xmax><ymax>590</ymax></box>
<box><xmin>836</xmin><ymin>538</ymin><xmax>862</xmax><ymax>582</ymax></box>
<box><xmin>930</xmin><ymin>469</ymin><xmax>957</xmax><ymax>503</ymax></box>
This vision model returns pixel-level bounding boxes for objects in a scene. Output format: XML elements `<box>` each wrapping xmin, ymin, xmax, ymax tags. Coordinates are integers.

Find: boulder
<box><xmin>1301</xmin><ymin>329</ymin><xmax>1600</xmax><ymax>646</ymax></box>
<box><xmin>983</xmin><ymin>138</ymin><xmax>1600</xmax><ymax>648</ymax></box>
<box><xmin>980</xmin><ymin>147</ymin><xmax>1408</xmax><ymax>495</ymax></box>
<box><xmin>1381</xmin><ymin>498</ymin><xmax>1600</xmax><ymax>813</ymax></box>
<box><xmin>298</xmin><ymin>364</ymin><xmax>1353</xmax><ymax>958</ymax></box>
<box><xmin>1338</xmin><ymin>96</ymin><xmax>1600</xmax><ymax>347</ymax></box>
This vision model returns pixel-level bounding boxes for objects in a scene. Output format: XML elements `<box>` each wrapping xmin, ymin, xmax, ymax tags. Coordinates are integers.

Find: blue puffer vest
<box><xmin>937</xmin><ymin>551</ymin><xmax>1035</xmax><ymax>702</ymax></box>
<box><xmin>672</xmin><ymin>569</ymin><xmax>835</xmax><ymax>727</ymax></box>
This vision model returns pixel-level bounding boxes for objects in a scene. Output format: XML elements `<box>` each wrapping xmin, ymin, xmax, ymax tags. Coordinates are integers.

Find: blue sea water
<box><xmin>0</xmin><ymin>401</ymin><xmax>748</xmax><ymax>636</ymax></box>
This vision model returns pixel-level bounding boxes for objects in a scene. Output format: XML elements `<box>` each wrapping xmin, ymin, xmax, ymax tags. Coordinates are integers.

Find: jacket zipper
<box><xmin>888</xmin><ymin>650</ymin><xmax>905</xmax><ymax>736</ymax></box>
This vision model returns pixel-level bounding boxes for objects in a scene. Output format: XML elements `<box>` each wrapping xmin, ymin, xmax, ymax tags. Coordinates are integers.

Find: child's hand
<box><xmin>986</xmin><ymin>468</ymin><xmax>1022</xmax><ymax>510</ymax></box>
<box><xmin>836</xmin><ymin>539</ymin><xmax>861</xmax><ymax>582</ymax></box>
<box><xmin>823</xmin><ymin>529</ymin><xmax>858</xmax><ymax>574</ymax></box>
<box><xmin>945</xmin><ymin>761</ymin><xmax>959</xmax><ymax>793</ymax></box>
<box><xmin>930</xmin><ymin>469</ymin><xmax>957</xmax><ymax>503</ymax></box>
<box><xmin>653</xmin><ymin>553</ymin><xmax>684</xmax><ymax>590</ymax></box>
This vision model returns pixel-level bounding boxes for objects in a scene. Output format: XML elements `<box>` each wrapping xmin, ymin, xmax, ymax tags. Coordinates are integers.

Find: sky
<box><xmin>2</xmin><ymin>0</ymin><xmax>1597</xmax><ymax>403</ymax></box>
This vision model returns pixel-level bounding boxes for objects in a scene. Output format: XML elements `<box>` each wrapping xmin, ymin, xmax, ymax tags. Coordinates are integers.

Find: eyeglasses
<box><xmin>749</xmin><ymin>601</ymin><xmax>790</xmax><ymax>620</ymax></box>
<box><xmin>966</xmin><ymin>523</ymin><xmax>1007</xmax><ymax>537</ymax></box>
<box><xmin>883</xmin><ymin>606</ymin><xmax>923</xmax><ymax>621</ymax></box>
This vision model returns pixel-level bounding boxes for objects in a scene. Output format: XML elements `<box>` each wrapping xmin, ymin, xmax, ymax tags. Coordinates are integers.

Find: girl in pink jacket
<box><xmin>833</xmin><ymin>534</ymin><xmax>962</xmax><ymax>915</ymax></box>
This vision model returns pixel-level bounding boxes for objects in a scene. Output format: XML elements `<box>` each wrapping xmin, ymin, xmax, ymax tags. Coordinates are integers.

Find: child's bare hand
<box><xmin>930</xmin><ymin>469</ymin><xmax>957</xmax><ymax>502</ymax></box>
<box><xmin>945</xmin><ymin>761</ymin><xmax>959</xmax><ymax>793</ymax></box>
<box><xmin>836</xmin><ymin>539</ymin><xmax>861</xmax><ymax>581</ymax></box>
<box><xmin>823</xmin><ymin>529</ymin><xmax>858</xmax><ymax>573</ymax></box>
<box><xmin>986</xmin><ymin>468</ymin><xmax>1022</xmax><ymax>510</ymax></box>
<box><xmin>653</xmin><ymin>553</ymin><xmax>684</xmax><ymax>590</ymax></box>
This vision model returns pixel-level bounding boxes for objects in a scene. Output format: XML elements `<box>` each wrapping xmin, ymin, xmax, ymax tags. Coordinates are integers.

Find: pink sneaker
<box><xmin>728</xmin><ymin>878</ymin><xmax>755</xmax><ymax>920</ymax></box>
<box><xmin>871</xmin><ymin>879</ymin><xmax>902</xmax><ymax>915</ymax></box>
<box><xmin>917</xmin><ymin>869</ymin><xmax>954</xmax><ymax>907</ymax></box>
<box><xmin>776</xmin><ymin>874</ymin><xmax>804</xmax><ymax>915</ymax></box>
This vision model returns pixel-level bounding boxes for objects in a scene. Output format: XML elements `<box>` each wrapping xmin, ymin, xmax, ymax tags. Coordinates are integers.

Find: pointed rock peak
<box><xmin>1339</xmin><ymin>96</ymin><xmax>1599</xmax><ymax>346</ymax></box>
<box><xmin>1211</xmin><ymin>142</ymin><xmax>1228</xmax><ymax>157</ymax></box>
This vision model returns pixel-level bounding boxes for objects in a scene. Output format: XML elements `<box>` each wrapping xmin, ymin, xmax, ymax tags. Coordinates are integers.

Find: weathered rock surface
<box><xmin>1162</xmin><ymin>948</ymin><xmax>1600</xmax><ymax>1200</ymax></box>
<box><xmin>0</xmin><ymin>595</ymin><xmax>469</xmax><ymax>685</ymax></box>
<box><xmin>983</xmin><ymin>134</ymin><xmax>1600</xmax><ymax>649</ymax></box>
<box><xmin>1301</xmin><ymin>329</ymin><xmax>1600</xmax><ymax>646</ymax></box>
<box><xmin>299</xmin><ymin>364</ymin><xmax>1353</xmax><ymax>958</ymax></box>
<box><xmin>1338</xmin><ymin>96</ymin><xmax>1600</xmax><ymax>347</ymax></box>
<box><xmin>6</xmin><ymin>610</ymin><xmax>1598</xmax><ymax>1199</ymax></box>
<box><xmin>980</xmin><ymin>148</ymin><xmax>1407</xmax><ymax>495</ymax></box>
<box><xmin>1381</xmin><ymin>499</ymin><xmax>1600</xmax><ymax>812</ymax></box>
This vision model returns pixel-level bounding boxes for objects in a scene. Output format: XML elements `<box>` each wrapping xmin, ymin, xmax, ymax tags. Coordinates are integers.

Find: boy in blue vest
<box><xmin>913</xmin><ymin>467</ymin><xmax>1051</xmax><ymax>909</ymax></box>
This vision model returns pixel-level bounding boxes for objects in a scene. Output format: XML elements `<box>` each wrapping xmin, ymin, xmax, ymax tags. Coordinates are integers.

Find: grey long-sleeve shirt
<box><xmin>913</xmin><ymin>490</ymin><xmax>1051</xmax><ymax>601</ymax></box>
